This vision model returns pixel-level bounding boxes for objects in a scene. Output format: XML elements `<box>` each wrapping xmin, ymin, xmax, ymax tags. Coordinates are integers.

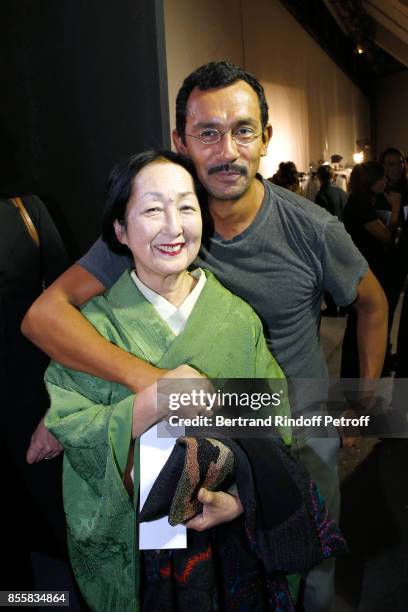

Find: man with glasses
<box><xmin>23</xmin><ymin>61</ymin><xmax>387</xmax><ymax>611</ymax></box>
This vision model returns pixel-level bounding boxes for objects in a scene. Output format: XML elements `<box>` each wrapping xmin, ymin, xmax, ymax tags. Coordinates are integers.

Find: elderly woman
<box><xmin>45</xmin><ymin>151</ymin><xmax>344</xmax><ymax>612</ymax></box>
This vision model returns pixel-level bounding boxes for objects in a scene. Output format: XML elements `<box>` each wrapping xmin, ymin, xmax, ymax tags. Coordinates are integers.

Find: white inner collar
<box><xmin>130</xmin><ymin>268</ymin><xmax>206</xmax><ymax>335</ymax></box>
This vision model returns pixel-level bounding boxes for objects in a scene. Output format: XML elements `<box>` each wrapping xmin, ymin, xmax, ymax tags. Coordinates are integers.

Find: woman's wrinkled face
<box><xmin>114</xmin><ymin>160</ymin><xmax>202</xmax><ymax>286</ymax></box>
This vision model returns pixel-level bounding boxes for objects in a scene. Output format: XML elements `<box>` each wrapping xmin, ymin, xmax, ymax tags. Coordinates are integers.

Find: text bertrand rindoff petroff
<box><xmin>165</xmin><ymin>389</ymin><xmax>371</xmax><ymax>429</ymax></box>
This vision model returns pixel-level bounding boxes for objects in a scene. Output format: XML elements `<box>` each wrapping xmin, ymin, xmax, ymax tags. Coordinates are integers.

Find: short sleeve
<box><xmin>78</xmin><ymin>237</ymin><xmax>131</xmax><ymax>289</ymax></box>
<box><xmin>320</xmin><ymin>217</ymin><xmax>368</xmax><ymax>306</ymax></box>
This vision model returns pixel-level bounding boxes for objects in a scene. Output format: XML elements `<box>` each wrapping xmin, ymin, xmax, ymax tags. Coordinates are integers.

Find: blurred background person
<box><xmin>377</xmin><ymin>148</ymin><xmax>408</xmax><ymax>372</ymax></box>
<box><xmin>315</xmin><ymin>164</ymin><xmax>347</xmax><ymax>221</ymax></box>
<box><xmin>0</xmin><ymin>192</ymin><xmax>70</xmax><ymax>589</ymax></box>
<box><xmin>316</xmin><ymin>164</ymin><xmax>348</xmax><ymax>317</ymax></box>
<box><xmin>269</xmin><ymin>161</ymin><xmax>303</xmax><ymax>195</ymax></box>
<box><xmin>380</xmin><ymin>147</ymin><xmax>408</xmax><ymax>203</ymax></box>
<box><xmin>340</xmin><ymin>161</ymin><xmax>400</xmax><ymax>377</ymax></box>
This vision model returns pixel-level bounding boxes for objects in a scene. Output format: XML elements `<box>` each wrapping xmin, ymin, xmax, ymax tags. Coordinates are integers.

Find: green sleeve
<box><xmin>44</xmin><ymin>362</ymin><xmax>134</xmax><ymax>489</ymax></box>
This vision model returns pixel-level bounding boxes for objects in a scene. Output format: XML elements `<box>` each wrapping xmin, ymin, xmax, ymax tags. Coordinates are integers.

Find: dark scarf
<box><xmin>140</xmin><ymin>437</ymin><xmax>346</xmax><ymax>611</ymax></box>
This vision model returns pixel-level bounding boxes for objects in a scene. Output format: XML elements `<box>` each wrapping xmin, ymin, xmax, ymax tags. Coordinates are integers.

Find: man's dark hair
<box><xmin>102</xmin><ymin>150</ymin><xmax>205</xmax><ymax>255</ymax></box>
<box><xmin>317</xmin><ymin>164</ymin><xmax>334</xmax><ymax>185</ymax></box>
<box><xmin>379</xmin><ymin>146</ymin><xmax>405</xmax><ymax>165</ymax></box>
<box><xmin>176</xmin><ymin>61</ymin><xmax>269</xmax><ymax>143</ymax></box>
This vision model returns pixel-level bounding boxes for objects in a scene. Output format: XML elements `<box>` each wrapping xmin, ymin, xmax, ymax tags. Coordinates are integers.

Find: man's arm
<box><xmin>321</xmin><ymin>217</ymin><xmax>388</xmax><ymax>378</ymax></box>
<box><xmin>352</xmin><ymin>269</ymin><xmax>388</xmax><ymax>378</ymax></box>
<box><xmin>22</xmin><ymin>264</ymin><xmax>163</xmax><ymax>392</ymax></box>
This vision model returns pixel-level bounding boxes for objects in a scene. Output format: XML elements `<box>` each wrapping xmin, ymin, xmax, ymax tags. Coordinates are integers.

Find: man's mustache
<box><xmin>208</xmin><ymin>163</ymin><xmax>247</xmax><ymax>176</ymax></box>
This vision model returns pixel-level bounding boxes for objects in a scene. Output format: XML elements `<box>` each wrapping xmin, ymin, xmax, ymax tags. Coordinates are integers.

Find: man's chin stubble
<box><xmin>204</xmin><ymin>176</ymin><xmax>251</xmax><ymax>202</ymax></box>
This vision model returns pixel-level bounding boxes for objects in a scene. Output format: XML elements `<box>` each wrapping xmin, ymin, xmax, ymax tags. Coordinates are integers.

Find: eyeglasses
<box><xmin>185</xmin><ymin>127</ymin><xmax>260</xmax><ymax>146</ymax></box>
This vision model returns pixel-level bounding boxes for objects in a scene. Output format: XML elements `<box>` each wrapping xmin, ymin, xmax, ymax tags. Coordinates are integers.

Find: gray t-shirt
<box><xmin>79</xmin><ymin>179</ymin><xmax>367</xmax><ymax>379</ymax></box>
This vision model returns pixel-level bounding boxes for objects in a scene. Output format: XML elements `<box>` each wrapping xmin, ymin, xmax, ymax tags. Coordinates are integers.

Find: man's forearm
<box><xmin>25</xmin><ymin>297</ymin><xmax>162</xmax><ymax>391</ymax></box>
<box><xmin>353</xmin><ymin>270</ymin><xmax>388</xmax><ymax>379</ymax></box>
<box><xmin>22</xmin><ymin>264</ymin><xmax>165</xmax><ymax>392</ymax></box>
<box><xmin>356</xmin><ymin>305</ymin><xmax>388</xmax><ymax>378</ymax></box>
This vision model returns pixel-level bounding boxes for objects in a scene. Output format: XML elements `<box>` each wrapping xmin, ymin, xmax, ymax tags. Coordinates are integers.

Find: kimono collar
<box><xmin>130</xmin><ymin>268</ymin><xmax>206</xmax><ymax>336</ymax></box>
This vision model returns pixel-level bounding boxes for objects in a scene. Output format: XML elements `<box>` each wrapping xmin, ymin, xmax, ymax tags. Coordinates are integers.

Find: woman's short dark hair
<box><xmin>176</xmin><ymin>61</ymin><xmax>269</xmax><ymax>143</ymax></box>
<box><xmin>348</xmin><ymin>161</ymin><xmax>384</xmax><ymax>197</ymax></box>
<box><xmin>102</xmin><ymin>150</ymin><xmax>206</xmax><ymax>255</ymax></box>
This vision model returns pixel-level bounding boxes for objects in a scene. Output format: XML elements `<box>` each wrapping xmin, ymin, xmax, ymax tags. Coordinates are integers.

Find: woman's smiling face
<box><xmin>114</xmin><ymin>160</ymin><xmax>202</xmax><ymax>287</ymax></box>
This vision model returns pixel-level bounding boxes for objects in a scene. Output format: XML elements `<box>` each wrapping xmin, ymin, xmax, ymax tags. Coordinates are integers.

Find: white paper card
<box><xmin>139</xmin><ymin>423</ymin><xmax>187</xmax><ymax>550</ymax></box>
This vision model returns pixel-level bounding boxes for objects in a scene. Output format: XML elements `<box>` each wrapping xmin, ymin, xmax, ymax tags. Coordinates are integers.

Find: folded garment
<box><xmin>138</xmin><ymin>436</ymin><xmax>235</xmax><ymax>526</ymax></box>
<box><xmin>141</xmin><ymin>436</ymin><xmax>347</xmax><ymax>611</ymax></box>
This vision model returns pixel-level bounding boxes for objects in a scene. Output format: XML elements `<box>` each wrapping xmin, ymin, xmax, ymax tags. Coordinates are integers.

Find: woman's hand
<box><xmin>185</xmin><ymin>487</ymin><xmax>243</xmax><ymax>531</ymax></box>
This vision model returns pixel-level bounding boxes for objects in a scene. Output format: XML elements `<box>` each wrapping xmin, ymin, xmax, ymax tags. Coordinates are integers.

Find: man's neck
<box><xmin>209</xmin><ymin>178</ymin><xmax>265</xmax><ymax>240</ymax></box>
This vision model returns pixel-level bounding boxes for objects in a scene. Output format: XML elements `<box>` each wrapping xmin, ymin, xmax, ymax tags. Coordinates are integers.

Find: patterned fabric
<box><xmin>142</xmin><ymin>529</ymin><xmax>293</xmax><ymax>612</ymax></box>
<box><xmin>141</xmin><ymin>438</ymin><xmax>347</xmax><ymax>611</ymax></box>
<box><xmin>227</xmin><ymin>438</ymin><xmax>347</xmax><ymax>574</ymax></box>
<box><xmin>139</xmin><ymin>437</ymin><xmax>235</xmax><ymax>527</ymax></box>
<box><xmin>171</xmin><ymin>437</ymin><xmax>235</xmax><ymax>526</ymax></box>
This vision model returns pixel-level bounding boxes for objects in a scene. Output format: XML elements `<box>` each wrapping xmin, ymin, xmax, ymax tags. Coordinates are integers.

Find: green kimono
<box><xmin>45</xmin><ymin>269</ymin><xmax>289</xmax><ymax>612</ymax></box>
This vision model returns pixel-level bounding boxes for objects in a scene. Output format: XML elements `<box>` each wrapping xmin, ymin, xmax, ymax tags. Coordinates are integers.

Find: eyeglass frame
<box><xmin>185</xmin><ymin>126</ymin><xmax>262</xmax><ymax>146</ymax></box>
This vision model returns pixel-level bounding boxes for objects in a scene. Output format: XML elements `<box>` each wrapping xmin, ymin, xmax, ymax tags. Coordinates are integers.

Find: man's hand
<box><xmin>339</xmin><ymin>409</ymin><xmax>361</xmax><ymax>448</ymax></box>
<box><xmin>341</xmin><ymin>436</ymin><xmax>360</xmax><ymax>448</ymax></box>
<box><xmin>159</xmin><ymin>365</ymin><xmax>215</xmax><ymax>418</ymax></box>
<box><xmin>26</xmin><ymin>417</ymin><xmax>63</xmax><ymax>464</ymax></box>
<box><xmin>185</xmin><ymin>487</ymin><xmax>243</xmax><ymax>531</ymax></box>
<box><xmin>132</xmin><ymin>364</ymin><xmax>214</xmax><ymax>438</ymax></box>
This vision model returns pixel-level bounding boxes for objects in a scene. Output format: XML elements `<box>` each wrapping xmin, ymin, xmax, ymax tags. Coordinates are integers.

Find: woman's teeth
<box><xmin>156</xmin><ymin>244</ymin><xmax>184</xmax><ymax>253</ymax></box>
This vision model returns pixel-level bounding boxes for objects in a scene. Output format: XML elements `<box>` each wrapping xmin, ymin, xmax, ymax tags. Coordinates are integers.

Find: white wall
<box><xmin>164</xmin><ymin>0</ymin><xmax>243</xmax><ymax>138</ymax></box>
<box><xmin>164</xmin><ymin>0</ymin><xmax>371</xmax><ymax>174</ymax></box>
<box><xmin>375</xmin><ymin>70</ymin><xmax>408</xmax><ymax>156</ymax></box>
<box><xmin>242</xmin><ymin>0</ymin><xmax>370</xmax><ymax>176</ymax></box>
